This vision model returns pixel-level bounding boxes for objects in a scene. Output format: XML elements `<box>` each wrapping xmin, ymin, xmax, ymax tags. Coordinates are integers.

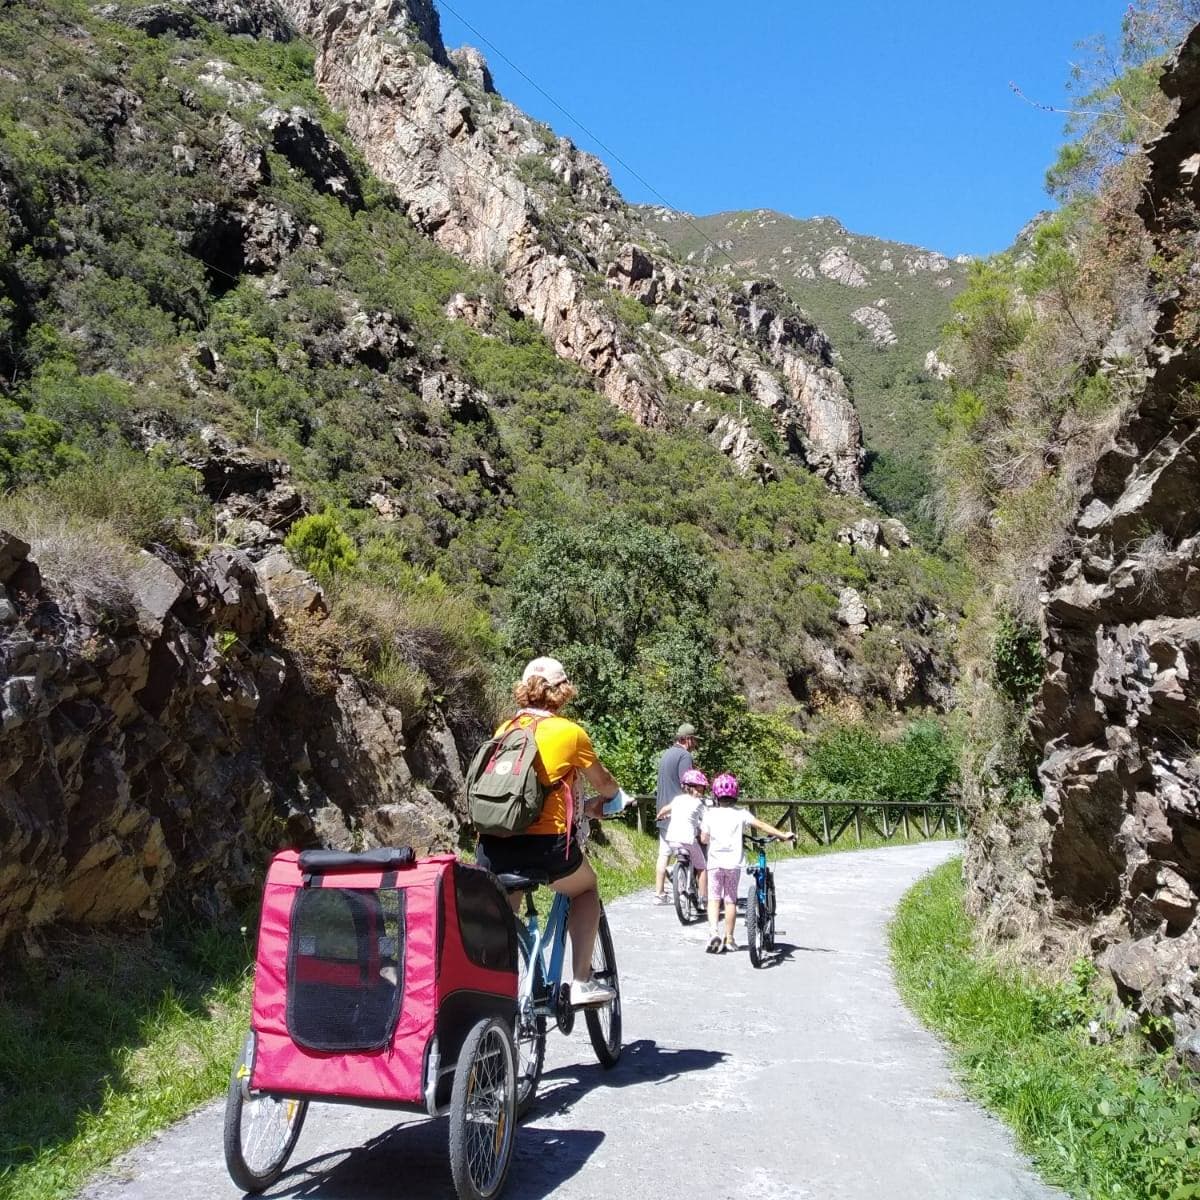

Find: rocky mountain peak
<box><xmin>274</xmin><ymin>0</ymin><xmax>866</xmax><ymax>490</ymax></box>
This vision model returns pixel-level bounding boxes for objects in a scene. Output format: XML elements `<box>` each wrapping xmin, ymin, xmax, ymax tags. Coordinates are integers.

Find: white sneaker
<box><xmin>570</xmin><ymin>978</ymin><xmax>616</xmax><ymax>1007</ymax></box>
<box><xmin>650</xmin><ymin>893</ymin><xmax>669</xmax><ymax>905</ymax></box>
<box><xmin>705</xmin><ymin>934</ymin><xmax>722</xmax><ymax>954</ymax></box>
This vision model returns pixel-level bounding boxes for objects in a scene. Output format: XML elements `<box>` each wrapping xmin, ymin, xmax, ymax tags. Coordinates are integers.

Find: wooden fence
<box><xmin>628</xmin><ymin>797</ymin><xmax>962</xmax><ymax>847</ymax></box>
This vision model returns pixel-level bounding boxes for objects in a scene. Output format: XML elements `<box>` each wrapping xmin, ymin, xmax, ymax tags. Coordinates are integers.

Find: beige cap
<box><xmin>521</xmin><ymin>656</ymin><xmax>569</xmax><ymax>686</ymax></box>
<box><xmin>676</xmin><ymin>722</ymin><xmax>697</xmax><ymax>739</ymax></box>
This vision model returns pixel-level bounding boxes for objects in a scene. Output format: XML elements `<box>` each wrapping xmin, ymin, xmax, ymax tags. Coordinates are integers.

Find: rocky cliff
<box><xmin>966</xmin><ymin>27</ymin><xmax>1200</xmax><ymax>1060</ymax></box>
<box><xmin>277</xmin><ymin>0</ymin><xmax>865</xmax><ymax>490</ymax></box>
<box><xmin>0</xmin><ymin>463</ymin><xmax>471</xmax><ymax>949</ymax></box>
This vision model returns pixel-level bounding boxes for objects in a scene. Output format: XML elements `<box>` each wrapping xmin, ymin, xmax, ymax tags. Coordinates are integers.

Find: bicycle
<box><xmin>670</xmin><ymin>846</ymin><xmax>705</xmax><ymax>925</ymax></box>
<box><xmin>744</xmin><ymin>834</ymin><xmax>781</xmax><ymax>968</ymax></box>
<box><xmin>496</xmin><ymin>870</ymin><xmax>622</xmax><ymax>1116</ymax></box>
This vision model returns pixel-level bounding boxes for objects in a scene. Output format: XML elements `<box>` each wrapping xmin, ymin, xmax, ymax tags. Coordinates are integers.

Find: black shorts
<box><xmin>476</xmin><ymin>832</ymin><xmax>583</xmax><ymax>883</ymax></box>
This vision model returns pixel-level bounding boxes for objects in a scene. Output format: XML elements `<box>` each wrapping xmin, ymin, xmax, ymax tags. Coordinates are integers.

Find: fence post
<box><xmin>853</xmin><ymin>807</ymin><xmax>862</xmax><ymax>844</ymax></box>
<box><xmin>821</xmin><ymin>807</ymin><xmax>830</xmax><ymax>845</ymax></box>
<box><xmin>788</xmin><ymin>805</ymin><xmax>798</xmax><ymax>838</ymax></box>
<box><xmin>955</xmin><ymin>806</ymin><xmax>963</xmax><ymax>836</ymax></box>
<box><xmin>902</xmin><ymin>808</ymin><xmax>910</xmax><ymax>841</ymax></box>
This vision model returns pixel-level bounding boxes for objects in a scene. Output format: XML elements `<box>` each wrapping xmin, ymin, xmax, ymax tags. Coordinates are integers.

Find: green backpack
<box><xmin>466</xmin><ymin>715</ymin><xmax>548</xmax><ymax>835</ymax></box>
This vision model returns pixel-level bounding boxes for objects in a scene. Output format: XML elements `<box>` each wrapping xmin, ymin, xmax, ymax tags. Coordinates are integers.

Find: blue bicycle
<box><xmin>745</xmin><ymin>834</ymin><xmax>781</xmax><ymax>968</ymax></box>
<box><xmin>496</xmin><ymin>871</ymin><xmax>622</xmax><ymax>1115</ymax></box>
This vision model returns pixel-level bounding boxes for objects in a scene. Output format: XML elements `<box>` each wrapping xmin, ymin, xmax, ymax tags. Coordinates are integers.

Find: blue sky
<box><xmin>433</xmin><ymin>1</ymin><xmax>1129</xmax><ymax>257</ymax></box>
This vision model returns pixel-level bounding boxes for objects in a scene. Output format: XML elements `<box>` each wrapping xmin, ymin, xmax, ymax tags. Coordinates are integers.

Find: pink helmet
<box><xmin>711</xmin><ymin>772</ymin><xmax>740</xmax><ymax>799</ymax></box>
<box><xmin>681</xmin><ymin>768</ymin><xmax>709</xmax><ymax>790</ymax></box>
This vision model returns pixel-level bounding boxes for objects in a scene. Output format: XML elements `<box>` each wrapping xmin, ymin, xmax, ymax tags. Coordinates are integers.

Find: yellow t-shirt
<box><xmin>497</xmin><ymin>711</ymin><xmax>597</xmax><ymax>835</ymax></box>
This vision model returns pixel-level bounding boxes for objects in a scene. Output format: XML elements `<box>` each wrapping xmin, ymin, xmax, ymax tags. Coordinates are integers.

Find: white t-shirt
<box><xmin>664</xmin><ymin>793</ymin><xmax>705</xmax><ymax>844</ymax></box>
<box><xmin>701</xmin><ymin>806</ymin><xmax>753</xmax><ymax>869</ymax></box>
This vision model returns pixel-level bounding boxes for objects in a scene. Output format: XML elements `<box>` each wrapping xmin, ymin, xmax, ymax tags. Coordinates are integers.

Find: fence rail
<box><xmin>628</xmin><ymin>797</ymin><xmax>962</xmax><ymax>847</ymax></box>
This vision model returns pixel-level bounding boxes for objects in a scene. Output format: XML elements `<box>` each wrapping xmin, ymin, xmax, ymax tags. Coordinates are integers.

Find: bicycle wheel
<box><xmin>584</xmin><ymin>908</ymin><xmax>622</xmax><ymax>1068</ymax></box>
<box><xmin>223</xmin><ymin>1031</ymin><xmax>307</xmax><ymax>1194</ymax></box>
<box><xmin>449</xmin><ymin>1017</ymin><xmax>517</xmax><ymax>1200</ymax></box>
<box><xmin>514</xmin><ymin>933</ymin><xmax>547</xmax><ymax>1116</ymax></box>
<box><xmin>672</xmin><ymin>861</ymin><xmax>693</xmax><ymax>925</ymax></box>
<box><xmin>746</xmin><ymin>891</ymin><xmax>765</xmax><ymax>969</ymax></box>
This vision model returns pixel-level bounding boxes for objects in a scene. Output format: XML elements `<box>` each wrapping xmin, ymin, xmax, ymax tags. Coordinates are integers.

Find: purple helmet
<box><xmin>711</xmin><ymin>772</ymin><xmax>739</xmax><ymax>799</ymax></box>
<box><xmin>681</xmin><ymin>768</ymin><xmax>709</xmax><ymax>790</ymax></box>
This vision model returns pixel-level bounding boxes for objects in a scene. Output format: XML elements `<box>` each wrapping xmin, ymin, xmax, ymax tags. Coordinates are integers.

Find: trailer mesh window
<box><xmin>286</xmin><ymin>887</ymin><xmax>405</xmax><ymax>1052</ymax></box>
<box><xmin>454</xmin><ymin>865</ymin><xmax>517</xmax><ymax>972</ymax></box>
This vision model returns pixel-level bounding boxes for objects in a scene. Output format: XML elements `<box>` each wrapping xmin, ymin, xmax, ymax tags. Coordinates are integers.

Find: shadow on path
<box><xmin>532</xmin><ymin>1038</ymin><xmax>726</xmax><ymax>1116</ymax></box>
<box><xmin>261</xmin><ymin>1120</ymin><xmax>603</xmax><ymax>1200</ymax></box>
<box><xmin>756</xmin><ymin>941</ymin><xmax>836</xmax><ymax>968</ymax></box>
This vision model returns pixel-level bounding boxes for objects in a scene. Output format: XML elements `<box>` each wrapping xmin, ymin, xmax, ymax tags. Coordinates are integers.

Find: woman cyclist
<box><xmin>475</xmin><ymin>656</ymin><xmax>628</xmax><ymax>1006</ymax></box>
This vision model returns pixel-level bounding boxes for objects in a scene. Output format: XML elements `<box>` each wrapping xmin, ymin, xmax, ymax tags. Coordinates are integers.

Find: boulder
<box><xmin>837</xmin><ymin>587</ymin><xmax>868</xmax><ymax>629</ymax></box>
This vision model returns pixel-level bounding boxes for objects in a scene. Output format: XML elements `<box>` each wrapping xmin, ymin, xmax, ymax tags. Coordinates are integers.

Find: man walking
<box><xmin>653</xmin><ymin>723</ymin><xmax>697</xmax><ymax>903</ymax></box>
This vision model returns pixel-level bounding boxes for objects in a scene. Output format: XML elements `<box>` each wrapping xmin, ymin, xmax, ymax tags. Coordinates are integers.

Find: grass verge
<box><xmin>890</xmin><ymin>858</ymin><xmax>1200</xmax><ymax>1200</ymax></box>
<box><xmin>0</xmin><ymin>919</ymin><xmax>254</xmax><ymax>1200</ymax></box>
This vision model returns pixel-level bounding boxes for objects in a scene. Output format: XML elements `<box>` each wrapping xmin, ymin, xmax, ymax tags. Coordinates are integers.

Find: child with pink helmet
<box><xmin>656</xmin><ymin>767</ymin><xmax>711</xmax><ymax>906</ymax></box>
<box><xmin>700</xmin><ymin>772</ymin><xmax>793</xmax><ymax>953</ymax></box>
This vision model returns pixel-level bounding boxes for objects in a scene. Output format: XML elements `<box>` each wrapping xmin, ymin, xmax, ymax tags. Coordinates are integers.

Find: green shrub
<box><xmin>284</xmin><ymin>511</ymin><xmax>358</xmax><ymax>580</ymax></box>
<box><xmin>992</xmin><ymin>613</ymin><xmax>1044</xmax><ymax>708</ymax></box>
<box><xmin>801</xmin><ymin>719</ymin><xmax>959</xmax><ymax>805</ymax></box>
<box><xmin>19</xmin><ymin>451</ymin><xmax>205</xmax><ymax>549</ymax></box>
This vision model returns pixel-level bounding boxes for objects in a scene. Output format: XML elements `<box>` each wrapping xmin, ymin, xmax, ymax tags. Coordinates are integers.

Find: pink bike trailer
<box><xmin>248</xmin><ymin>848</ymin><xmax>516</xmax><ymax>1107</ymax></box>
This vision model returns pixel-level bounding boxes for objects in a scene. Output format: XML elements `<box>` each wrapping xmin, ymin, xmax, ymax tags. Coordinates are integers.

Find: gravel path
<box><xmin>79</xmin><ymin>841</ymin><xmax>1063</xmax><ymax>1200</ymax></box>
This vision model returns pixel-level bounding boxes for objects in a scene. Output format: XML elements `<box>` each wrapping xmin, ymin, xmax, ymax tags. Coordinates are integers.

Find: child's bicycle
<box><xmin>744</xmin><ymin>834</ymin><xmax>782</xmax><ymax>968</ymax></box>
<box><xmin>670</xmin><ymin>846</ymin><xmax>704</xmax><ymax>925</ymax></box>
<box><xmin>496</xmin><ymin>871</ymin><xmax>622</xmax><ymax>1115</ymax></box>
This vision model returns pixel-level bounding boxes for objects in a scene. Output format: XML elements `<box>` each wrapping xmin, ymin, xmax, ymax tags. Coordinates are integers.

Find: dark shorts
<box><xmin>476</xmin><ymin>833</ymin><xmax>583</xmax><ymax>883</ymax></box>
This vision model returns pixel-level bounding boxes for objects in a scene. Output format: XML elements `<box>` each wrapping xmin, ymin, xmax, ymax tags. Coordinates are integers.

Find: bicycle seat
<box><xmin>496</xmin><ymin>870</ymin><xmax>549</xmax><ymax>893</ymax></box>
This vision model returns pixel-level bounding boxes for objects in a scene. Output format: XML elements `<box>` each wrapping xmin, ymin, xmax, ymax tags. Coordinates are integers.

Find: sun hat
<box><xmin>521</xmin><ymin>656</ymin><xmax>569</xmax><ymax>686</ymax></box>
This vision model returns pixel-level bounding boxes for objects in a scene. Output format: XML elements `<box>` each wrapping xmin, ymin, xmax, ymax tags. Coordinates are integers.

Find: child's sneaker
<box><xmin>650</xmin><ymin>893</ymin><xmax>669</xmax><ymax>905</ymax></box>
<box><xmin>724</xmin><ymin>936</ymin><xmax>737</xmax><ymax>952</ymax></box>
<box><xmin>705</xmin><ymin>934</ymin><xmax>722</xmax><ymax>954</ymax></box>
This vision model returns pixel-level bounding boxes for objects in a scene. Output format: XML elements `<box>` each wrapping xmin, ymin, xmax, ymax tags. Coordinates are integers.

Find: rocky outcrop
<box><xmin>0</xmin><ymin>530</ymin><xmax>473</xmax><ymax>949</ymax></box>
<box><xmin>274</xmin><ymin>0</ymin><xmax>865</xmax><ymax>490</ymax></box>
<box><xmin>966</xmin><ymin>25</ymin><xmax>1200</xmax><ymax>1060</ymax></box>
<box><xmin>819</xmin><ymin>246</ymin><xmax>869</xmax><ymax>287</ymax></box>
<box><xmin>850</xmin><ymin>304</ymin><xmax>898</xmax><ymax>348</ymax></box>
<box><xmin>99</xmin><ymin>0</ymin><xmax>294</xmax><ymax>40</ymax></box>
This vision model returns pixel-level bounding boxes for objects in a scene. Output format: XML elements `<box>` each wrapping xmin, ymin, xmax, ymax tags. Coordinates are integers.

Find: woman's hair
<box><xmin>514</xmin><ymin>674</ymin><xmax>578</xmax><ymax>712</ymax></box>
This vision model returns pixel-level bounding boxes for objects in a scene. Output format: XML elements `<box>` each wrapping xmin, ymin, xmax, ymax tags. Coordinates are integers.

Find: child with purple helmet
<box><xmin>701</xmin><ymin>772</ymin><xmax>794</xmax><ymax>953</ymax></box>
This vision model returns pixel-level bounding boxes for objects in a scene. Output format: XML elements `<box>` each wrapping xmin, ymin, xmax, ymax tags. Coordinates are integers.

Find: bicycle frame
<box><xmin>515</xmin><ymin>890</ymin><xmax>571</xmax><ymax>1018</ymax></box>
<box><xmin>747</xmin><ymin>840</ymin><xmax>770</xmax><ymax>904</ymax></box>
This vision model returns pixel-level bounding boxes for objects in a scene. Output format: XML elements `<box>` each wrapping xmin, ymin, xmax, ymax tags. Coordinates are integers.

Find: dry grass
<box><xmin>0</xmin><ymin>498</ymin><xmax>140</xmax><ymax>620</ymax></box>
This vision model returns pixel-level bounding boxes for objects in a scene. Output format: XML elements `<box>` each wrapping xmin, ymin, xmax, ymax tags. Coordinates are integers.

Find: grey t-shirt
<box><xmin>656</xmin><ymin>743</ymin><xmax>693</xmax><ymax>836</ymax></box>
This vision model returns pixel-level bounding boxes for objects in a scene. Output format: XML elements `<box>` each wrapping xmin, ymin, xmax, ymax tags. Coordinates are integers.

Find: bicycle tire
<box><xmin>448</xmin><ymin>1017</ymin><xmax>517</xmax><ymax>1200</ymax></box>
<box><xmin>584</xmin><ymin>908</ymin><xmax>622</xmax><ymax>1067</ymax></box>
<box><xmin>514</xmin><ymin>933</ymin><xmax>547</xmax><ymax>1117</ymax></box>
<box><xmin>765</xmin><ymin>874</ymin><xmax>777</xmax><ymax>950</ymax></box>
<box><xmin>222</xmin><ymin>1031</ymin><xmax>307</xmax><ymax>1194</ymax></box>
<box><xmin>672</xmin><ymin>861</ymin><xmax>692</xmax><ymax>925</ymax></box>
<box><xmin>746</xmin><ymin>890</ymin><xmax>765</xmax><ymax>969</ymax></box>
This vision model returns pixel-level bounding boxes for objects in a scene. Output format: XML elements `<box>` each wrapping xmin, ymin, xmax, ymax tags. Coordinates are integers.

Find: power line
<box><xmin>435</xmin><ymin>0</ymin><xmax>742</xmax><ymax>274</ymax></box>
